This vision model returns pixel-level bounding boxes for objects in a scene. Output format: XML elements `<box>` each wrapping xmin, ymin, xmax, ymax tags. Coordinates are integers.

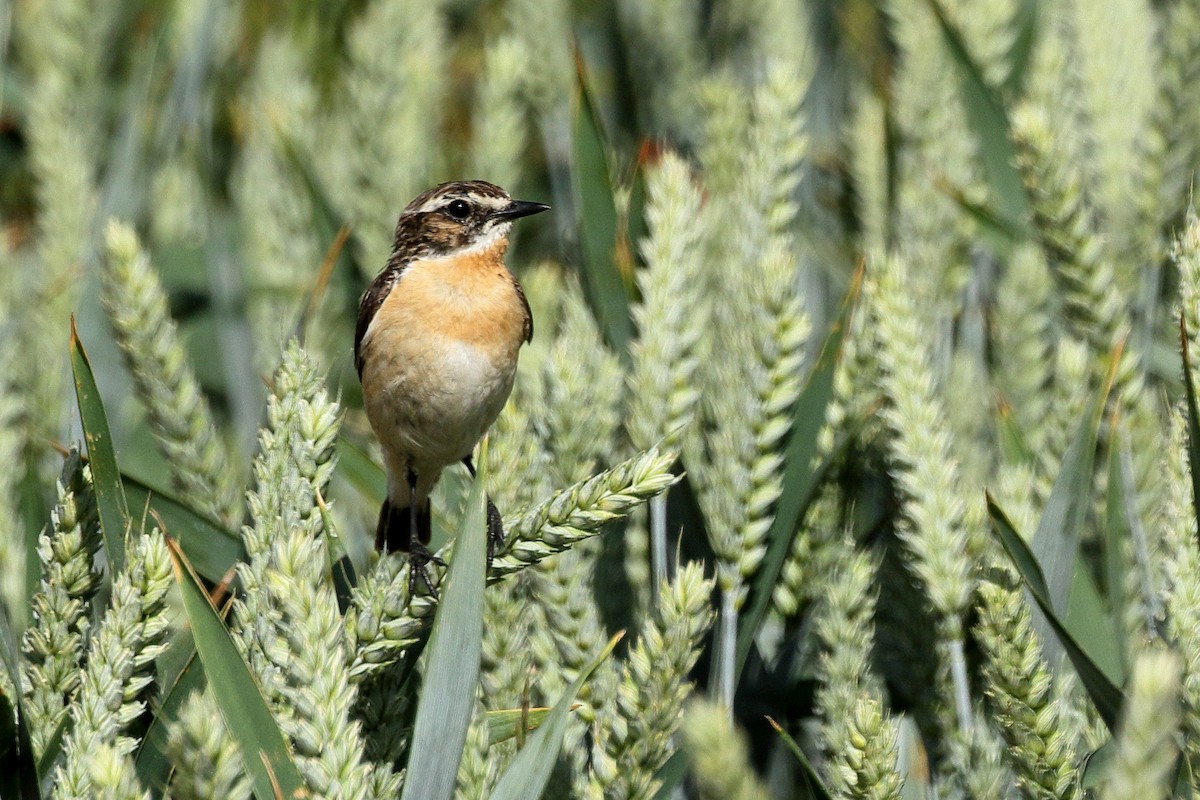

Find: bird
<box><xmin>355</xmin><ymin>180</ymin><xmax>548</xmax><ymax>590</ymax></box>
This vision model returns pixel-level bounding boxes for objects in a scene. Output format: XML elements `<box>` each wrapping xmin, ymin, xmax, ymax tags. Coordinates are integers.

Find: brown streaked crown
<box><xmin>387</xmin><ymin>180</ymin><xmax>529</xmax><ymax>266</ymax></box>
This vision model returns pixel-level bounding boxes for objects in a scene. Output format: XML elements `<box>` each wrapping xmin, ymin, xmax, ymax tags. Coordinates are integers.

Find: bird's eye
<box><xmin>445</xmin><ymin>199</ymin><xmax>471</xmax><ymax>220</ymax></box>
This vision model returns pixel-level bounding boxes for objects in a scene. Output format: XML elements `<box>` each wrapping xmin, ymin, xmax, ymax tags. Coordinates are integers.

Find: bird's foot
<box><xmin>407</xmin><ymin>542</ymin><xmax>447</xmax><ymax>599</ymax></box>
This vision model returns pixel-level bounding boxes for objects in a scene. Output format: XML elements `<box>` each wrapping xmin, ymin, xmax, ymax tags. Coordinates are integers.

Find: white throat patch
<box><xmin>459</xmin><ymin>222</ymin><xmax>510</xmax><ymax>256</ymax></box>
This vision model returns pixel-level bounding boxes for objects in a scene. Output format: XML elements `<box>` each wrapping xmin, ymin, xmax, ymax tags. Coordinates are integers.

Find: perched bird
<box><xmin>355</xmin><ymin>180</ymin><xmax>548</xmax><ymax>585</ymax></box>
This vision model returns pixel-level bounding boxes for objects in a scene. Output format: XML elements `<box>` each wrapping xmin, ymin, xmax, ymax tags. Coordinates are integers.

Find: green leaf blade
<box><xmin>1002</xmin><ymin>0</ymin><xmax>1039</xmax><ymax>98</ymax></box>
<box><xmin>1179</xmin><ymin>317</ymin><xmax>1200</xmax><ymax>541</ymax></box>
<box><xmin>651</xmin><ymin>750</ymin><xmax>689</xmax><ymax>800</ymax></box>
<box><xmin>766</xmin><ymin>717</ymin><xmax>834</xmax><ymax>800</ymax></box>
<box><xmin>122</xmin><ymin>472</ymin><xmax>243</xmax><ymax>583</ymax></box>
<box><xmin>987</xmin><ymin>497</ymin><xmax>1124</xmax><ymax>731</ymax></box>
<box><xmin>133</xmin><ymin>632</ymin><xmax>206</xmax><ymax>794</ymax></box>
<box><xmin>1103</xmin><ymin>422</ymin><xmax>1132</xmax><ymax>677</ymax></box>
<box><xmin>572</xmin><ymin>60</ymin><xmax>634</xmax><ymax>355</ymax></box>
<box><xmin>1031</xmin><ymin>346</ymin><xmax>1117</xmax><ymax>615</ymax></box>
<box><xmin>490</xmin><ymin>632</ymin><xmax>623</xmax><ymax>800</ymax></box>
<box><xmin>166</xmin><ymin>538</ymin><xmax>306</xmax><ymax>800</ymax></box>
<box><xmin>69</xmin><ymin>317</ymin><xmax>129</xmax><ymax>574</ymax></box>
<box><xmin>399</xmin><ymin>441</ymin><xmax>490</xmax><ymax>800</ymax></box>
<box><xmin>924</xmin><ymin>0</ymin><xmax>1030</xmax><ymax>239</ymax></box>
<box><xmin>335</xmin><ymin>435</ymin><xmax>387</xmax><ymax>507</ymax></box>
<box><xmin>485</xmin><ymin>707</ymin><xmax>556</xmax><ymax>747</ymax></box>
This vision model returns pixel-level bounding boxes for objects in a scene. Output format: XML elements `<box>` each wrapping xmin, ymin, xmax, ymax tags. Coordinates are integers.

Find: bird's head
<box><xmin>389</xmin><ymin>180</ymin><xmax>549</xmax><ymax>262</ymax></box>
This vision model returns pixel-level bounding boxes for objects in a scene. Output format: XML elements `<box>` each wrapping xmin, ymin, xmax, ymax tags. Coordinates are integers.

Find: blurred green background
<box><xmin>7</xmin><ymin>0</ymin><xmax>1200</xmax><ymax>796</ymax></box>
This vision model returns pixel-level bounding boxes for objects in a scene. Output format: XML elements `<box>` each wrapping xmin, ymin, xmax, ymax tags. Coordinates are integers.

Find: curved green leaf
<box><xmin>400</xmin><ymin>440</ymin><xmax>490</xmax><ymax>800</ymax></box>
<box><xmin>133</xmin><ymin>634</ymin><xmax>204</xmax><ymax>795</ymax></box>
<box><xmin>122</xmin><ymin>472</ymin><xmax>242</xmax><ymax>583</ymax></box>
<box><xmin>652</xmin><ymin>750</ymin><xmax>689</xmax><ymax>800</ymax></box>
<box><xmin>69</xmin><ymin>317</ymin><xmax>129</xmax><ymax>573</ymax></box>
<box><xmin>490</xmin><ymin>632</ymin><xmax>623</xmax><ymax>800</ymax></box>
<box><xmin>1003</xmin><ymin>0</ymin><xmax>1039</xmax><ymax>99</ymax></box>
<box><xmin>1067</xmin><ymin>564</ymin><xmax>1123</xmax><ymax>686</ymax></box>
<box><xmin>572</xmin><ymin>58</ymin><xmax>634</xmax><ymax>355</ymax></box>
<box><xmin>1031</xmin><ymin>344</ymin><xmax>1118</xmax><ymax>616</ymax></box>
<box><xmin>313</xmin><ymin>486</ymin><xmax>356</xmax><ymax>612</ymax></box>
<box><xmin>923</xmin><ymin>0</ymin><xmax>1030</xmax><ymax>239</ymax></box>
<box><xmin>1080</xmin><ymin>741</ymin><xmax>1114</xmax><ymax>791</ymax></box>
<box><xmin>166</xmin><ymin>537</ymin><xmax>306</xmax><ymax>799</ymax></box>
<box><xmin>335</xmin><ymin>435</ymin><xmax>386</xmax><ymax>507</ymax></box>
<box><xmin>766</xmin><ymin>717</ymin><xmax>833</xmax><ymax>800</ymax></box>
<box><xmin>987</xmin><ymin>496</ymin><xmax>1124</xmax><ymax>731</ymax></box>
<box><xmin>485</xmin><ymin>707</ymin><xmax>559</xmax><ymax>747</ymax></box>
<box><xmin>1103</xmin><ymin>433</ymin><xmax>1130</xmax><ymax>667</ymax></box>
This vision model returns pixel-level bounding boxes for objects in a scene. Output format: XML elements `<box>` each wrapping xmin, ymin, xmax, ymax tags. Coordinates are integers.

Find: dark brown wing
<box><xmin>512</xmin><ymin>275</ymin><xmax>533</xmax><ymax>343</ymax></box>
<box><xmin>355</xmin><ymin>269</ymin><xmax>400</xmax><ymax>379</ymax></box>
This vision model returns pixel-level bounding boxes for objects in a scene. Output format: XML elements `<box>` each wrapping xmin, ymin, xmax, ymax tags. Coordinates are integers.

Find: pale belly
<box><xmin>362</xmin><ymin>333</ymin><xmax>516</xmax><ymax>472</ymax></box>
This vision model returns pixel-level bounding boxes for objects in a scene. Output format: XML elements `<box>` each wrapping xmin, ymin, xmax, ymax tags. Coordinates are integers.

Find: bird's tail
<box><xmin>375</xmin><ymin>497</ymin><xmax>432</xmax><ymax>552</ymax></box>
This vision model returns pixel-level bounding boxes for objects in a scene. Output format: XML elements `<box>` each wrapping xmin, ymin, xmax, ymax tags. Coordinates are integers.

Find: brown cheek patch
<box><xmin>423</xmin><ymin>216</ymin><xmax>474</xmax><ymax>252</ymax></box>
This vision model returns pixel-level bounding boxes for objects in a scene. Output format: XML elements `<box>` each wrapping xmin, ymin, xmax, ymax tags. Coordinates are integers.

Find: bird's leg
<box><xmin>484</xmin><ymin>500</ymin><xmax>503</xmax><ymax>566</ymax></box>
<box><xmin>461</xmin><ymin>456</ymin><xmax>505</xmax><ymax>568</ymax></box>
<box><xmin>407</xmin><ymin>467</ymin><xmax>419</xmax><ymax>550</ymax></box>
<box><xmin>406</xmin><ymin>467</ymin><xmax>444</xmax><ymax>597</ymax></box>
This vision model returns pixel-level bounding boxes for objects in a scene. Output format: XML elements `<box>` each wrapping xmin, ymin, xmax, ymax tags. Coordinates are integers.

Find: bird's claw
<box><xmin>404</xmin><ymin>499</ymin><xmax>501</xmax><ymax>596</ymax></box>
<box><xmin>407</xmin><ymin>543</ymin><xmax>447</xmax><ymax>598</ymax></box>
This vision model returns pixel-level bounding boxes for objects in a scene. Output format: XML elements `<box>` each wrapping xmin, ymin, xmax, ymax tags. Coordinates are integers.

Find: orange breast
<box><xmin>374</xmin><ymin>246</ymin><xmax>525</xmax><ymax>353</ymax></box>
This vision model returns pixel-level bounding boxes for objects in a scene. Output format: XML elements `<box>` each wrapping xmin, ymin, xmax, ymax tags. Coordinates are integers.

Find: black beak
<box><xmin>493</xmin><ymin>200</ymin><xmax>550</xmax><ymax>221</ymax></box>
